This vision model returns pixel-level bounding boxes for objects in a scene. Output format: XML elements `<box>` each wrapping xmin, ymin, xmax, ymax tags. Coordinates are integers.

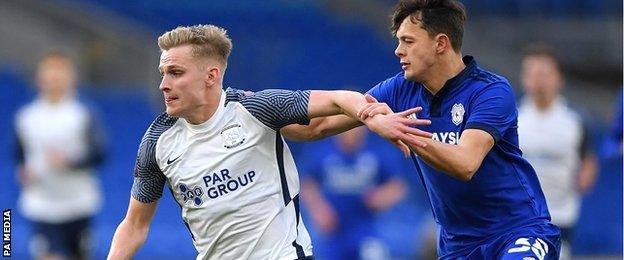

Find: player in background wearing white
<box><xmin>107</xmin><ymin>24</ymin><xmax>432</xmax><ymax>260</ymax></box>
<box><xmin>14</xmin><ymin>51</ymin><xmax>106</xmax><ymax>260</ymax></box>
<box><xmin>517</xmin><ymin>43</ymin><xmax>598</xmax><ymax>260</ymax></box>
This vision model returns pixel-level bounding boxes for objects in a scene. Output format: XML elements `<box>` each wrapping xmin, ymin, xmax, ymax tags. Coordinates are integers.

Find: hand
<box><xmin>17</xmin><ymin>165</ymin><xmax>35</xmax><ymax>186</ymax></box>
<box><xmin>48</xmin><ymin>149</ymin><xmax>70</xmax><ymax>171</ymax></box>
<box><xmin>356</xmin><ymin>94</ymin><xmax>392</xmax><ymax>120</ymax></box>
<box><xmin>363</xmin><ymin>108</ymin><xmax>432</xmax><ymax>156</ymax></box>
<box><xmin>311</xmin><ymin>203</ymin><xmax>338</xmax><ymax>234</ymax></box>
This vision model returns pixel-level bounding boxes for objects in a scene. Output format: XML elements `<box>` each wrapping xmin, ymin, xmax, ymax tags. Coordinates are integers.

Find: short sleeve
<box><xmin>130</xmin><ymin>138</ymin><xmax>167</xmax><ymax>203</ymax></box>
<box><xmin>130</xmin><ymin>114</ymin><xmax>175</xmax><ymax>203</ymax></box>
<box><xmin>227</xmin><ymin>88</ymin><xmax>311</xmax><ymax>130</ymax></box>
<box><xmin>464</xmin><ymin>82</ymin><xmax>517</xmax><ymax>142</ymax></box>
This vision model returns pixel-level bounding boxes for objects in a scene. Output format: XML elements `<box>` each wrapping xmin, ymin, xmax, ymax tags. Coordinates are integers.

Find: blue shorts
<box><xmin>444</xmin><ymin>224</ymin><xmax>561</xmax><ymax>260</ymax></box>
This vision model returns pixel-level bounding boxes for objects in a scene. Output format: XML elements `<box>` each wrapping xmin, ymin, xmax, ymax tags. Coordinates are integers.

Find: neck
<box><xmin>43</xmin><ymin>91</ymin><xmax>71</xmax><ymax>104</ymax></box>
<box><xmin>185</xmin><ymin>88</ymin><xmax>223</xmax><ymax>125</ymax></box>
<box><xmin>533</xmin><ymin>95</ymin><xmax>556</xmax><ymax>111</ymax></box>
<box><xmin>422</xmin><ymin>52</ymin><xmax>465</xmax><ymax>95</ymax></box>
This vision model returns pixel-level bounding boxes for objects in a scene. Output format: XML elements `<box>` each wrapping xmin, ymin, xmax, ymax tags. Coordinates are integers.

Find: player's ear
<box><xmin>205</xmin><ymin>66</ymin><xmax>220</xmax><ymax>87</ymax></box>
<box><xmin>435</xmin><ymin>33</ymin><xmax>450</xmax><ymax>54</ymax></box>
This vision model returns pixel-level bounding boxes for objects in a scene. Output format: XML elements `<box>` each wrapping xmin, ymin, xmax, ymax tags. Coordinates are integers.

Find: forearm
<box><xmin>301</xmin><ymin>181</ymin><xmax>331</xmax><ymax>210</ymax></box>
<box><xmin>410</xmin><ymin>137</ymin><xmax>483</xmax><ymax>181</ymax></box>
<box><xmin>577</xmin><ymin>153</ymin><xmax>598</xmax><ymax>193</ymax></box>
<box><xmin>108</xmin><ymin>219</ymin><xmax>149</xmax><ymax>260</ymax></box>
<box><xmin>282</xmin><ymin>115</ymin><xmax>362</xmax><ymax>141</ymax></box>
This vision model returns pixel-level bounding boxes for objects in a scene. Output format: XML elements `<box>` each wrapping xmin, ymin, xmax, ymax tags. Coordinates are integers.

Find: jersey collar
<box><xmin>436</xmin><ymin>55</ymin><xmax>477</xmax><ymax>98</ymax></box>
<box><xmin>427</xmin><ymin>56</ymin><xmax>477</xmax><ymax>117</ymax></box>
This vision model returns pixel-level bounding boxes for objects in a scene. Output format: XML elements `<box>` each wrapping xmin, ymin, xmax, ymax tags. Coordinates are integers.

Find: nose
<box><xmin>394</xmin><ymin>44</ymin><xmax>405</xmax><ymax>58</ymax></box>
<box><xmin>159</xmin><ymin>77</ymin><xmax>169</xmax><ymax>92</ymax></box>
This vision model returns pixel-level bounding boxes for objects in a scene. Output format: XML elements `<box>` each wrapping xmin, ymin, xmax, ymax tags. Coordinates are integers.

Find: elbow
<box><xmin>453</xmin><ymin>164</ymin><xmax>479</xmax><ymax>182</ymax></box>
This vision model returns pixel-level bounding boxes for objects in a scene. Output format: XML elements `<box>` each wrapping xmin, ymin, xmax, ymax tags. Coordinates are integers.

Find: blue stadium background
<box><xmin>1</xmin><ymin>0</ymin><xmax>621</xmax><ymax>258</ymax></box>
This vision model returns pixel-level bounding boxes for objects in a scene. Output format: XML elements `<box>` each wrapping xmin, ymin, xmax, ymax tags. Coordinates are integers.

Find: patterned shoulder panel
<box><xmin>131</xmin><ymin>113</ymin><xmax>178</xmax><ymax>203</ymax></box>
<box><xmin>224</xmin><ymin>88</ymin><xmax>310</xmax><ymax>130</ymax></box>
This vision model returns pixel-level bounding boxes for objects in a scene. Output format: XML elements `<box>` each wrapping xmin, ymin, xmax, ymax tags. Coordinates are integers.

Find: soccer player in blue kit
<box><xmin>283</xmin><ymin>0</ymin><xmax>561</xmax><ymax>259</ymax></box>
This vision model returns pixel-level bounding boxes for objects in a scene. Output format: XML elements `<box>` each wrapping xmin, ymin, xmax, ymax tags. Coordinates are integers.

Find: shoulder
<box><xmin>224</xmin><ymin>87</ymin><xmax>248</xmax><ymax>105</ymax></box>
<box><xmin>470</xmin><ymin>66</ymin><xmax>509</xmax><ymax>85</ymax></box>
<box><xmin>15</xmin><ymin>100</ymin><xmax>39</xmax><ymax>118</ymax></box>
<box><xmin>142</xmin><ymin>113</ymin><xmax>179</xmax><ymax>144</ymax></box>
<box><xmin>560</xmin><ymin>99</ymin><xmax>590</xmax><ymax>128</ymax></box>
<box><xmin>14</xmin><ymin>100</ymin><xmax>41</xmax><ymax>128</ymax></box>
<box><xmin>467</xmin><ymin>68</ymin><xmax>514</xmax><ymax>99</ymax></box>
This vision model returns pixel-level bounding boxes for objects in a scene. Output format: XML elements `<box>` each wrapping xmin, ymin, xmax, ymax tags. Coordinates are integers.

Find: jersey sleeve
<box><xmin>464</xmin><ymin>82</ymin><xmax>517</xmax><ymax>142</ymax></box>
<box><xmin>228</xmin><ymin>88</ymin><xmax>311</xmax><ymax>130</ymax></box>
<box><xmin>130</xmin><ymin>114</ymin><xmax>174</xmax><ymax>203</ymax></box>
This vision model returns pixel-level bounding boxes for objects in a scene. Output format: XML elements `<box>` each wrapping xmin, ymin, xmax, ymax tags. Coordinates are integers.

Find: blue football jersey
<box><xmin>367</xmin><ymin>56</ymin><xmax>558</xmax><ymax>257</ymax></box>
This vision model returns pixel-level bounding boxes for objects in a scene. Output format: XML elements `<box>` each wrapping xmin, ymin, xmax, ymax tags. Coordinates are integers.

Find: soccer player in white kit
<box><xmin>517</xmin><ymin>44</ymin><xmax>597</xmax><ymax>259</ymax></box>
<box><xmin>14</xmin><ymin>51</ymin><xmax>105</xmax><ymax>260</ymax></box>
<box><xmin>107</xmin><ymin>25</ymin><xmax>432</xmax><ymax>260</ymax></box>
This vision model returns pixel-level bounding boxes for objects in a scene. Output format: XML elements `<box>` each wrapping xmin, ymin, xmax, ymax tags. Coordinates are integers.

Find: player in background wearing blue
<box><xmin>299</xmin><ymin>127</ymin><xmax>407</xmax><ymax>259</ymax></box>
<box><xmin>283</xmin><ymin>0</ymin><xmax>561</xmax><ymax>259</ymax></box>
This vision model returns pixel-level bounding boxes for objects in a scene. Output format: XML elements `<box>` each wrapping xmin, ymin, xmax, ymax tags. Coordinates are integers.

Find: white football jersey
<box><xmin>131</xmin><ymin>88</ymin><xmax>313</xmax><ymax>260</ymax></box>
<box><xmin>518</xmin><ymin>97</ymin><xmax>589</xmax><ymax>227</ymax></box>
<box><xmin>14</xmin><ymin>97</ymin><xmax>104</xmax><ymax>223</ymax></box>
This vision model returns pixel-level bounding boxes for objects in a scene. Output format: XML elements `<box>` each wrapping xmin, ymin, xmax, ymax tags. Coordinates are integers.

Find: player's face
<box><xmin>159</xmin><ymin>45</ymin><xmax>210</xmax><ymax>117</ymax></box>
<box><xmin>521</xmin><ymin>56</ymin><xmax>563</xmax><ymax>100</ymax></box>
<box><xmin>36</xmin><ymin>57</ymin><xmax>76</xmax><ymax>100</ymax></box>
<box><xmin>394</xmin><ymin>17</ymin><xmax>437</xmax><ymax>82</ymax></box>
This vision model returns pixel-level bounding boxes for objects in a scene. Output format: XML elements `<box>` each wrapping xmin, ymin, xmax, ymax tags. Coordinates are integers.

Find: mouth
<box><xmin>165</xmin><ymin>96</ymin><xmax>179</xmax><ymax>105</ymax></box>
<box><xmin>401</xmin><ymin>61</ymin><xmax>410</xmax><ymax>70</ymax></box>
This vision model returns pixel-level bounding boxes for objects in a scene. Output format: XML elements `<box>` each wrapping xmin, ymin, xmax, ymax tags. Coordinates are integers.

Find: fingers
<box><xmin>392</xmin><ymin>140</ymin><xmax>411</xmax><ymax>158</ymax></box>
<box><xmin>357</xmin><ymin>103</ymin><xmax>377</xmax><ymax>119</ymax></box>
<box><xmin>364</xmin><ymin>94</ymin><xmax>378</xmax><ymax>103</ymax></box>
<box><xmin>400</xmin><ymin>125</ymin><xmax>433</xmax><ymax>138</ymax></box>
<box><xmin>400</xmin><ymin>133</ymin><xmax>428</xmax><ymax>148</ymax></box>
<box><xmin>397</xmin><ymin>107</ymin><xmax>423</xmax><ymax>117</ymax></box>
<box><xmin>400</xmin><ymin>117</ymin><xmax>431</xmax><ymax>126</ymax></box>
<box><xmin>358</xmin><ymin>103</ymin><xmax>392</xmax><ymax>120</ymax></box>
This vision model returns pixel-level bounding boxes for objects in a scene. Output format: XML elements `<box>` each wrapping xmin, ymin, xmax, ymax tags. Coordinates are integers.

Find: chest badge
<box><xmin>220</xmin><ymin>124</ymin><xmax>245</xmax><ymax>148</ymax></box>
<box><xmin>451</xmin><ymin>103</ymin><xmax>465</xmax><ymax>126</ymax></box>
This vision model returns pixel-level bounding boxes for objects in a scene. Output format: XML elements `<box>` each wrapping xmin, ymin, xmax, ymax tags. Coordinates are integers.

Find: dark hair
<box><xmin>391</xmin><ymin>0</ymin><xmax>467</xmax><ymax>52</ymax></box>
<box><xmin>522</xmin><ymin>42</ymin><xmax>562</xmax><ymax>74</ymax></box>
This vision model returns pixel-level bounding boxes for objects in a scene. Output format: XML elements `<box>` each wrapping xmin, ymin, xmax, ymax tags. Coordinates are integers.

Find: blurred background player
<box><xmin>13</xmin><ymin>51</ymin><xmax>106</xmax><ymax>260</ymax></box>
<box><xmin>517</xmin><ymin>43</ymin><xmax>598</xmax><ymax>259</ymax></box>
<box><xmin>299</xmin><ymin>127</ymin><xmax>407</xmax><ymax>260</ymax></box>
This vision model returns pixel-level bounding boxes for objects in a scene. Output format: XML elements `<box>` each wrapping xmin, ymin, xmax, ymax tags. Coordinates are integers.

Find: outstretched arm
<box><xmin>282</xmin><ymin>91</ymin><xmax>431</xmax><ymax>153</ymax></box>
<box><xmin>108</xmin><ymin>198</ymin><xmax>157</xmax><ymax>260</ymax></box>
<box><xmin>282</xmin><ymin>115</ymin><xmax>362</xmax><ymax>141</ymax></box>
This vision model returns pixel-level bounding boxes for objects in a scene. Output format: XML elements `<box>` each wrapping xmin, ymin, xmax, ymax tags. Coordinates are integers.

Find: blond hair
<box><xmin>158</xmin><ymin>24</ymin><xmax>233</xmax><ymax>66</ymax></box>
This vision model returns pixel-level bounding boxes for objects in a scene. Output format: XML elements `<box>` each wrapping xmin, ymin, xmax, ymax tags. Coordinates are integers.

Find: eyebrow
<box><xmin>158</xmin><ymin>64</ymin><xmax>183</xmax><ymax>72</ymax></box>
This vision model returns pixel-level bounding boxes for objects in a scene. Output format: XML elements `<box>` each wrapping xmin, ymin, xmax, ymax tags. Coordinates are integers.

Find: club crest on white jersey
<box><xmin>220</xmin><ymin>123</ymin><xmax>245</xmax><ymax>148</ymax></box>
